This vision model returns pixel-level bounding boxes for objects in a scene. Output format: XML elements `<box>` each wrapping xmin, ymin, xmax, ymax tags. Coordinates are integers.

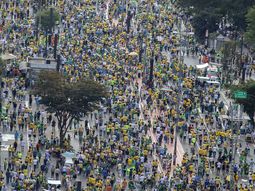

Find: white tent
<box><xmin>206</xmin><ymin>81</ymin><xmax>220</xmax><ymax>85</ymax></box>
<box><xmin>47</xmin><ymin>179</ymin><xmax>61</xmax><ymax>185</ymax></box>
<box><xmin>65</xmin><ymin>158</ymin><xmax>74</xmax><ymax>165</ymax></box>
<box><xmin>196</xmin><ymin>63</ymin><xmax>209</xmax><ymax>69</ymax></box>
<box><xmin>210</xmin><ymin>62</ymin><xmax>222</xmax><ymax>67</ymax></box>
<box><xmin>1</xmin><ymin>54</ymin><xmax>17</xmax><ymax>61</ymax></box>
<box><xmin>197</xmin><ymin>76</ymin><xmax>210</xmax><ymax>81</ymax></box>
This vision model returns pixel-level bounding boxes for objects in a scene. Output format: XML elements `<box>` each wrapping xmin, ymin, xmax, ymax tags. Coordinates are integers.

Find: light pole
<box><xmin>53</xmin><ymin>21</ymin><xmax>59</xmax><ymax>59</ymax></box>
<box><xmin>148</xmin><ymin>51</ymin><xmax>154</xmax><ymax>89</ymax></box>
<box><xmin>205</xmin><ymin>29</ymin><xmax>209</xmax><ymax>48</ymax></box>
<box><xmin>240</xmin><ymin>35</ymin><xmax>245</xmax><ymax>82</ymax></box>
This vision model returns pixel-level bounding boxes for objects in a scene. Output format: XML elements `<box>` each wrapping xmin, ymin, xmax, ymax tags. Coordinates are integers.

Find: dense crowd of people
<box><xmin>0</xmin><ymin>0</ymin><xmax>254</xmax><ymax>191</ymax></box>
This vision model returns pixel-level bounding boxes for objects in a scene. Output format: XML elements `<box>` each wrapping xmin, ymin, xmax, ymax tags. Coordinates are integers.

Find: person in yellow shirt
<box><xmin>127</xmin><ymin>158</ymin><xmax>132</xmax><ymax>166</ymax></box>
<box><xmin>96</xmin><ymin>179</ymin><xmax>103</xmax><ymax>187</ymax></box>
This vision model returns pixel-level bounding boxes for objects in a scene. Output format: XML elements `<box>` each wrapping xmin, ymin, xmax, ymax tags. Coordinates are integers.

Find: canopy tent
<box><xmin>65</xmin><ymin>158</ymin><xmax>74</xmax><ymax>165</ymax></box>
<box><xmin>206</xmin><ymin>81</ymin><xmax>220</xmax><ymax>85</ymax></box>
<box><xmin>210</xmin><ymin>62</ymin><xmax>222</xmax><ymax>67</ymax></box>
<box><xmin>196</xmin><ymin>63</ymin><xmax>209</xmax><ymax>69</ymax></box>
<box><xmin>209</xmin><ymin>76</ymin><xmax>220</xmax><ymax>81</ymax></box>
<box><xmin>47</xmin><ymin>179</ymin><xmax>61</xmax><ymax>185</ymax></box>
<box><xmin>61</xmin><ymin>151</ymin><xmax>76</xmax><ymax>158</ymax></box>
<box><xmin>197</xmin><ymin>76</ymin><xmax>210</xmax><ymax>81</ymax></box>
<box><xmin>1</xmin><ymin>53</ymin><xmax>17</xmax><ymax>61</ymax></box>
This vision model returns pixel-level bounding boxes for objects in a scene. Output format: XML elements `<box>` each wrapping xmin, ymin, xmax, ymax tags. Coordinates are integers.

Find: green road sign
<box><xmin>234</xmin><ymin>91</ymin><xmax>247</xmax><ymax>99</ymax></box>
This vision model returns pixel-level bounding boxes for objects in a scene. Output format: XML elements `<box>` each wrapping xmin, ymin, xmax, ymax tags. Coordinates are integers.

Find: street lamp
<box><xmin>53</xmin><ymin>21</ymin><xmax>59</xmax><ymax>59</ymax></box>
<box><xmin>148</xmin><ymin>51</ymin><xmax>154</xmax><ymax>89</ymax></box>
<box><xmin>240</xmin><ymin>35</ymin><xmax>246</xmax><ymax>82</ymax></box>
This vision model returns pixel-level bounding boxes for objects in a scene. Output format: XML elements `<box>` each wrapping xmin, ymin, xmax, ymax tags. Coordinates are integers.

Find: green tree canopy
<box><xmin>176</xmin><ymin>0</ymin><xmax>223</xmax><ymax>42</ymax></box>
<box><xmin>245</xmin><ymin>6</ymin><xmax>255</xmax><ymax>46</ymax></box>
<box><xmin>230</xmin><ymin>80</ymin><xmax>255</xmax><ymax>124</ymax></box>
<box><xmin>36</xmin><ymin>8</ymin><xmax>60</xmax><ymax>32</ymax></box>
<box><xmin>191</xmin><ymin>11</ymin><xmax>222</xmax><ymax>43</ymax></box>
<box><xmin>33</xmin><ymin>71</ymin><xmax>109</xmax><ymax>147</ymax></box>
<box><xmin>176</xmin><ymin>0</ymin><xmax>255</xmax><ymax>41</ymax></box>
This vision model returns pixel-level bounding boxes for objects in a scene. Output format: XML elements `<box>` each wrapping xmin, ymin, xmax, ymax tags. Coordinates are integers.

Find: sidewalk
<box><xmin>219</xmin><ymin>90</ymin><xmax>232</xmax><ymax>111</ymax></box>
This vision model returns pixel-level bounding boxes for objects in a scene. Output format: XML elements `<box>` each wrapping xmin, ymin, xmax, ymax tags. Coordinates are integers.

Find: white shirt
<box><xmin>139</xmin><ymin>175</ymin><xmax>145</xmax><ymax>182</ymax></box>
<box><xmin>33</xmin><ymin>159</ymin><xmax>38</xmax><ymax>165</ymax></box>
<box><xmin>19</xmin><ymin>173</ymin><xmax>24</xmax><ymax>180</ymax></box>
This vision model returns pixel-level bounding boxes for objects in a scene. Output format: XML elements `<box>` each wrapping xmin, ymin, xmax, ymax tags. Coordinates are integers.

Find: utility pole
<box><xmin>149</xmin><ymin>51</ymin><xmax>154</xmax><ymax>89</ymax></box>
<box><xmin>240</xmin><ymin>35</ymin><xmax>245</xmax><ymax>82</ymax></box>
<box><xmin>36</xmin><ymin>0</ymin><xmax>42</xmax><ymax>42</ymax></box>
<box><xmin>53</xmin><ymin>33</ymin><xmax>58</xmax><ymax>59</ymax></box>
<box><xmin>205</xmin><ymin>29</ymin><xmax>209</xmax><ymax>48</ymax></box>
<box><xmin>45</xmin><ymin>7</ymin><xmax>54</xmax><ymax>57</ymax></box>
<box><xmin>45</xmin><ymin>30</ymin><xmax>48</xmax><ymax>58</ymax></box>
<box><xmin>205</xmin><ymin>19</ymin><xmax>209</xmax><ymax>48</ymax></box>
<box><xmin>49</xmin><ymin>7</ymin><xmax>54</xmax><ymax>45</ymax></box>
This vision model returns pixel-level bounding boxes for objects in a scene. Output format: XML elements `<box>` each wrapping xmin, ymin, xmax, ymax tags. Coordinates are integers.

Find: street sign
<box><xmin>234</xmin><ymin>91</ymin><xmax>247</xmax><ymax>99</ymax></box>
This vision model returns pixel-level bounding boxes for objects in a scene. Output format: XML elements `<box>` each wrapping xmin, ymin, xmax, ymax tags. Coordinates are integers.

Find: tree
<box><xmin>245</xmin><ymin>6</ymin><xmax>255</xmax><ymax>46</ymax></box>
<box><xmin>36</xmin><ymin>8</ymin><xmax>60</xmax><ymax>57</ymax></box>
<box><xmin>176</xmin><ymin>0</ymin><xmax>224</xmax><ymax>42</ymax></box>
<box><xmin>221</xmin><ymin>41</ymin><xmax>237</xmax><ymax>84</ymax></box>
<box><xmin>191</xmin><ymin>11</ymin><xmax>221</xmax><ymax>43</ymax></box>
<box><xmin>176</xmin><ymin>0</ymin><xmax>255</xmax><ymax>41</ymax></box>
<box><xmin>36</xmin><ymin>8</ymin><xmax>60</xmax><ymax>32</ymax></box>
<box><xmin>225</xmin><ymin>0</ymin><xmax>255</xmax><ymax>32</ymax></box>
<box><xmin>230</xmin><ymin>80</ymin><xmax>255</xmax><ymax>124</ymax></box>
<box><xmin>33</xmin><ymin>71</ymin><xmax>108</xmax><ymax>147</ymax></box>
